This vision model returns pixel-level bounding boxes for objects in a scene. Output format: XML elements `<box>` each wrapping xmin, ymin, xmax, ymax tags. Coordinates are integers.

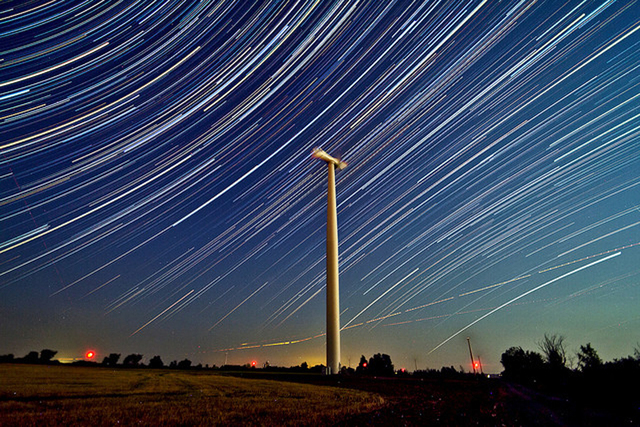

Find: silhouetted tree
<box><xmin>577</xmin><ymin>343</ymin><xmax>602</xmax><ymax>372</ymax></box>
<box><xmin>300</xmin><ymin>361</ymin><xmax>308</xmax><ymax>370</ymax></box>
<box><xmin>102</xmin><ymin>353</ymin><xmax>121</xmax><ymax>366</ymax></box>
<box><xmin>23</xmin><ymin>351</ymin><xmax>40</xmax><ymax>364</ymax></box>
<box><xmin>148</xmin><ymin>355</ymin><xmax>164</xmax><ymax>369</ymax></box>
<box><xmin>440</xmin><ymin>366</ymin><xmax>461</xmax><ymax>378</ymax></box>
<box><xmin>341</xmin><ymin>366</ymin><xmax>355</xmax><ymax>375</ymax></box>
<box><xmin>368</xmin><ymin>353</ymin><xmax>394</xmax><ymax>376</ymax></box>
<box><xmin>500</xmin><ymin>346</ymin><xmax>545</xmax><ymax>385</ymax></box>
<box><xmin>169</xmin><ymin>360</ymin><xmax>177</xmax><ymax>368</ymax></box>
<box><xmin>122</xmin><ymin>353</ymin><xmax>143</xmax><ymax>366</ymax></box>
<box><xmin>309</xmin><ymin>364</ymin><xmax>324</xmax><ymax>373</ymax></box>
<box><xmin>40</xmin><ymin>349</ymin><xmax>57</xmax><ymax>363</ymax></box>
<box><xmin>0</xmin><ymin>354</ymin><xmax>14</xmax><ymax>363</ymax></box>
<box><xmin>177</xmin><ymin>358</ymin><xmax>192</xmax><ymax>369</ymax></box>
<box><xmin>355</xmin><ymin>355</ymin><xmax>368</xmax><ymax>374</ymax></box>
<box><xmin>538</xmin><ymin>333</ymin><xmax>567</xmax><ymax>371</ymax></box>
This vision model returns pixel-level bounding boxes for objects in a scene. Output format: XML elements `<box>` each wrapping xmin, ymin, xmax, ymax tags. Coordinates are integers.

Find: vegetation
<box><xmin>353</xmin><ymin>353</ymin><xmax>395</xmax><ymax>376</ymax></box>
<box><xmin>501</xmin><ymin>333</ymin><xmax>640</xmax><ymax>423</ymax></box>
<box><xmin>122</xmin><ymin>353</ymin><xmax>143</xmax><ymax>367</ymax></box>
<box><xmin>148</xmin><ymin>355</ymin><xmax>164</xmax><ymax>369</ymax></box>
<box><xmin>0</xmin><ymin>364</ymin><xmax>383</xmax><ymax>426</ymax></box>
<box><xmin>0</xmin><ymin>349</ymin><xmax>60</xmax><ymax>365</ymax></box>
<box><xmin>2</xmin><ymin>336</ymin><xmax>638</xmax><ymax>424</ymax></box>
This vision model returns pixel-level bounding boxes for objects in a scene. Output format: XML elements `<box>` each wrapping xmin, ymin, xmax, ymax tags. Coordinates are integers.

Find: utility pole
<box><xmin>467</xmin><ymin>337</ymin><xmax>476</xmax><ymax>374</ymax></box>
<box><xmin>313</xmin><ymin>148</ymin><xmax>346</xmax><ymax>375</ymax></box>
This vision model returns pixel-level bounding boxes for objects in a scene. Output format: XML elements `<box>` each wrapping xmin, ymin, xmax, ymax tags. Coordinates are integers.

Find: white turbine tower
<box><xmin>312</xmin><ymin>148</ymin><xmax>346</xmax><ymax>375</ymax></box>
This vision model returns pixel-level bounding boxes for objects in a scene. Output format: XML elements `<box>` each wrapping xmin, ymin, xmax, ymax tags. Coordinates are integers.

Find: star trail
<box><xmin>2</xmin><ymin>1</ymin><xmax>640</xmax><ymax>371</ymax></box>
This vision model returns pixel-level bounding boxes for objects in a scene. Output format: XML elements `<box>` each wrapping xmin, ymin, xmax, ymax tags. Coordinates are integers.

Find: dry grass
<box><xmin>0</xmin><ymin>364</ymin><xmax>384</xmax><ymax>426</ymax></box>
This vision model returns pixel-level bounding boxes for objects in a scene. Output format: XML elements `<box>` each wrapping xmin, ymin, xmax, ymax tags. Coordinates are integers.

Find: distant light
<box><xmin>362</xmin><ymin>362</ymin><xmax>367</xmax><ymax>368</ymax></box>
<box><xmin>85</xmin><ymin>350</ymin><xmax>95</xmax><ymax>359</ymax></box>
<box><xmin>251</xmin><ymin>360</ymin><xmax>257</xmax><ymax>367</ymax></box>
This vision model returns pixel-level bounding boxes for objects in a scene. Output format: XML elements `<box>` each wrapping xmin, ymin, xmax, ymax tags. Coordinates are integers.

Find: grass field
<box><xmin>0</xmin><ymin>364</ymin><xmax>383</xmax><ymax>426</ymax></box>
<box><xmin>2</xmin><ymin>364</ymin><xmax>632</xmax><ymax>425</ymax></box>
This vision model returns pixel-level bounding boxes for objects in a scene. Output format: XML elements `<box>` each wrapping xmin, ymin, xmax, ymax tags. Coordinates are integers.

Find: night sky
<box><xmin>2</xmin><ymin>1</ymin><xmax>640</xmax><ymax>373</ymax></box>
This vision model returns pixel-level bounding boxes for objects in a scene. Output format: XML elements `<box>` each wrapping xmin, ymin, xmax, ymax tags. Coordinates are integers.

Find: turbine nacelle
<box><xmin>312</xmin><ymin>148</ymin><xmax>347</xmax><ymax>170</ymax></box>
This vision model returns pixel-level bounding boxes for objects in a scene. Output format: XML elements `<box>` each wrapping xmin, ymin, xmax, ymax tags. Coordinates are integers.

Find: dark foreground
<box><xmin>336</xmin><ymin>376</ymin><xmax>633</xmax><ymax>426</ymax></box>
<box><xmin>229</xmin><ymin>370</ymin><xmax>635</xmax><ymax>426</ymax></box>
<box><xmin>1</xmin><ymin>364</ymin><xmax>635</xmax><ymax>426</ymax></box>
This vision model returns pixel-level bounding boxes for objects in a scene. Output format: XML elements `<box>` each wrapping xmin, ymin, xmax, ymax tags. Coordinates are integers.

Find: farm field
<box><xmin>0</xmin><ymin>364</ymin><xmax>630</xmax><ymax>426</ymax></box>
<box><xmin>0</xmin><ymin>364</ymin><xmax>382</xmax><ymax>426</ymax></box>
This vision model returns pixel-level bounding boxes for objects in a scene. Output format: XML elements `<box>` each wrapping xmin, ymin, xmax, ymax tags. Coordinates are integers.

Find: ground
<box><xmin>0</xmin><ymin>364</ymin><xmax>634</xmax><ymax>425</ymax></box>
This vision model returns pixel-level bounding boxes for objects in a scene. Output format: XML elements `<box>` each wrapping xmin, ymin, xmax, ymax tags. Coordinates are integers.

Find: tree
<box><xmin>102</xmin><ymin>353</ymin><xmax>121</xmax><ymax>366</ymax></box>
<box><xmin>341</xmin><ymin>366</ymin><xmax>355</xmax><ymax>375</ymax></box>
<box><xmin>538</xmin><ymin>333</ymin><xmax>567</xmax><ymax>371</ymax></box>
<box><xmin>23</xmin><ymin>351</ymin><xmax>39</xmax><ymax>364</ymax></box>
<box><xmin>40</xmin><ymin>349</ymin><xmax>57</xmax><ymax>363</ymax></box>
<box><xmin>577</xmin><ymin>343</ymin><xmax>602</xmax><ymax>372</ymax></box>
<box><xmin>177</xmin><ymin>359</ymin><xmax>192</xmax><ymax>369</ymax></box>
<box><xmin>368</xmin><ymin>353</ymin><xmax>394</xmax><ymax>376</ymax></box>
<box><xmin>0</xmin><ymin>354</ymin><xmax>14</xmax><ymax>363</ymax></box>
<box><xmin>355</xmin><ymin>355</ymin><xmax>368</xmax><ymax>374</ymax></box>
<box><xmin>440</xmin><ymin>366</ymin><xmax>461</xmax><ymax>378</ymax></box>
<box><xmin>122</xmin><ymin>354</ymin><xmax>143</xmax><ymax>366</ymax></box>
<box><xmin>500</xmin><ymin>346</ymin><xmax>545</xmax><ymax>384</ymax></box>
<box><xmin>148</xmin><ymin>355</ymin><xmax>164</xmax><ymax>369</ymax></box>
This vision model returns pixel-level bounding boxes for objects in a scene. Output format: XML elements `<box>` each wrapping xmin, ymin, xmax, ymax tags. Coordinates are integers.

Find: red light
<box><xmin>85</xmin><ymin>351</ymin><xmax>95</xmax><ymax>359</ymax></box>
<box><xmin>251</xmin><ymin>360</ymin><xmax>257</xmax><ymax>367</ymax></box>
<box><xmin>362</xmin><ymin>362</ymin><xmax>367</xmax><ymax>367</ymax></box>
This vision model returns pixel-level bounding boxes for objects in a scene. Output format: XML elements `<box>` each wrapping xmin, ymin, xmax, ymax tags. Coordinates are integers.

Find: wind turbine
<box><xmin>312</xmin><ymin>148</ymin><xmax>346</xmax><ymax>375</ymax></box>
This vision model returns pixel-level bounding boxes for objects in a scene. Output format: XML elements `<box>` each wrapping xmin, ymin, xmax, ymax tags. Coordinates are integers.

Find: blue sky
<box><xmin>1</xmin><ymin>1</ymin><xmax>639</xmax><ymax>372</ymax></box>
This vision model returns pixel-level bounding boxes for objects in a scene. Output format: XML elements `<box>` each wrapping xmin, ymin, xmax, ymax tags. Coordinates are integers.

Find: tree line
<box><xmin>3</xmin><ymin>333</ymin><xmax>638</xmax><ymax>383</ymax></box>
<box><xmin>0</xmin><ymin>350</ymin><xmax>331</xmax><ymax>372</ymax></box>
<box><xmin>0</xmin><ymin>349</ymin><xmax>400</xmax><ymax>376</ymax></box>
<box><xmin>0</xmin><ymin>350</ymin><xmax>200</xmax><ymax>370</ymax></box>
<box><xmin>500</xmin><ymin>333</ymin><xmax>640</xmax><ymax>420</ymax></box>
<box><xmin>500</xmin><ymin>333</ymin><xmax>640</xmax><ymax>386</ymax></box>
